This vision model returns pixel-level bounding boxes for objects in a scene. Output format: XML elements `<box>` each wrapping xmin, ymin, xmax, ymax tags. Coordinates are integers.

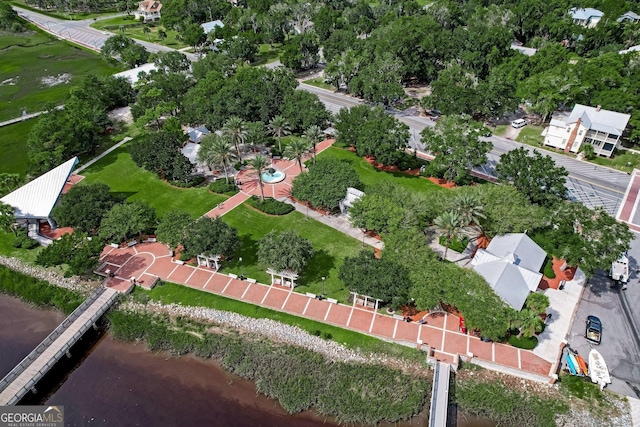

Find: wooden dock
<box><xmin>429</xmin><ymin>362</ymin><xmax>451</xmax><ymax>427</ymax></box>
<box><xmin>0</xmin><ymin>286</ymin><xmax>119</xmax><ymax>406</ymax></box>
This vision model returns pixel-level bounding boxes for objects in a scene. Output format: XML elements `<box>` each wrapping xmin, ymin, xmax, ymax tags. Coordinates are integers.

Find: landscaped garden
<box><xmin>0</xmin><ymin>30</ymin><xmax>120</xmax><ymax>122</ymax></box>
<box><xmin>90</xmin><ymin>17</ymin><xmax>186</xmax><ymax>49</ymax></box>
<box><xmin>81</xmin><ymin>143</ymin><xmax>225</xmax><ymax>218</ymax></box>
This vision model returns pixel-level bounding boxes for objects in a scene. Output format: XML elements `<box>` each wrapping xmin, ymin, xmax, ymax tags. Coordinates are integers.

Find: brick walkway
<box><xmin>99</xmin><ymin>242</ymin><xmax>554</xmax><ymax>381</ymax></box>
<box><xmin>616</xmin><ymin>168</ymin><xmax>640</xmax><ymax>232</ymax></box>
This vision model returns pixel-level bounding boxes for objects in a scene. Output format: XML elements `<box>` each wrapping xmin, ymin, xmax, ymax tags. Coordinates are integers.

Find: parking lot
<box><xmin>567</xmin><ymin>237</ymin><xmax>640</xmax><ymax>398</ymax></box>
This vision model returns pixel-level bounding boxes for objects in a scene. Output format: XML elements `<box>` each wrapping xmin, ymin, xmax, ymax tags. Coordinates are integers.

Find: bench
<box><xmin>393</xmin><ymin>314</ymin><xmax>405</xmax><ymax>321</ymax></box>
<box><xmin>110</xmin><ymin>243</ymin><xmax>119</xmax><ymax>248</ymax></box>
<box><xmin>228</xmin><ymin>273</ymin><xmax>238</xmax><ymax>279</ymax></box>
<box><xmin>126</xmin><ymin>240</ymin><xmax>138</xmax><ymax>247</ymax></box>
<box><xmin>305</xmin><ymin>292</ymin><xmax>316</xmax><ymax>298</ymax></box>
<box><xmin>144</xmin><ymin>238</ymin><xmax>157</xmax><ymax>243</ymax></box>
<box><xmin>326</xmin><ymin>298</ymin><xmax>338</xmax><ymax>304</ymax></box>
<box><xmin>174</xmin><ymin>260</ymin><xmax>184</xmax><ymax>265</ymax></box>
<box><xmin>247</xmin><ymin>278</ymin><xmax>256</xmax><ymax>284</ymax></box>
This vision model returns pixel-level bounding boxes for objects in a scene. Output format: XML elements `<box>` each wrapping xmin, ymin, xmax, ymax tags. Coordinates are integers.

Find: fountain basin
<box><xmin>261</xmin><ymin>169</ymin><xmax>285</xmax><ymax>184</ymax></box>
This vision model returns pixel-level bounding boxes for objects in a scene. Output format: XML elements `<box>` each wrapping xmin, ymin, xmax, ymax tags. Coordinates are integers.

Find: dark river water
<box><xmin>0</xmin><ymin>294</ymin><xmax>494</xmax><ymax>427</ymax></box>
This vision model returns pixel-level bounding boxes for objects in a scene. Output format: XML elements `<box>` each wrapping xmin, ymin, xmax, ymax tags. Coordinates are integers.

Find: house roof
<box><xmin>619</xmin><ymin>45</ymin><xmax>640</xmax><ymax>54</ymax></box>
<box><xmin>569</xmin><ymin>7</ymin><xmax>604</xmax><ymax>20</ymax></box>
<box><xmin>484</xmin><ymin>233</ymin><xmax>546</xmax><ymax>272</ymax></box>
<box><xmin>511</xmin><ymin>44</ymin><xmax>537</xmax><ymax>56</ymax></box>
<box><xmin>185</xmin><ymin>125</ymin><xmax>210</xmax><ymax>143</ymax></box>
<box><xmin>342</xmin><ymin>187</ymin><xmax>364</xmax><ymax>209</ymax></box>
<box><xmin>181</xmin><ymin>142</ymin><xmax>201</xmax><ymax>165</ymax></box>
<box><xmin>474</xmin><ymin>260</ymin><xmax>537</xmax><ymax>310</ymax></box>
<box><xmin>1</xmin><ymin>157</ymin><xmax>78</xmax><ymax>219</ymax></box>
<box><xmin>113</xmin><ymin>63</ymin><xmax>157</xmax><ymax>85</ymax></box>
<box><xmin>201</xmin><ymin>20</ymin><xmax>224</xmax><ymax>34</ymax></box>
<box><xmin>139</xmin><ymin>0</ymin><xmax>162</xmax><ymax>12</ymax></box>
<box><xmin>618</xmin><ymin>11</ymin><xmax>640</xmax><ymax>22</ymax></box>
<box><xmin>566</xmin><ymin>104</ymin><xmax>631</xmax><ymax>136</ymax></box>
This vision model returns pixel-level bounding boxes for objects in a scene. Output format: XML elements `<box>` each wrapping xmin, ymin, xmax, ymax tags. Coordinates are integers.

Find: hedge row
<box><xmin>0</xmin><ymin>265</ymin><xmax>85</xmax><ymax>314</ymax></box>
<box><xmin>246</xmin><ymin>196</ymin><xmax>294</xmax><ymax>215</ymax></box>
<box><xmin>108</xmin><ymin>310</ymin><xmax>430</xmax><ymax>424</ymax></box>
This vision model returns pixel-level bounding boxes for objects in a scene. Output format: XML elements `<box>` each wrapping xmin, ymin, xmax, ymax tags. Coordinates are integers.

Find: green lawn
<box><xmin>91</xmin><ymin>18</ymin><xmax>186</xmax><ymax>49</ymax></box>
<box><xmin>252</xmin><ymin>43</ymin><xmax>283</xmax><ymax>66</ymax></box>
<box><xmin>317</xmin><ymin>147</ymin><xmax>446</xmax><ymax>195</ymax></box>
<box><xmin>493</xmin><ymin>125</ymin><xmax>508</xmax><ymax>137</ymax></box>
<box><xmin>220</xmin><ymin>204</ymin><xmax>364</xmax><ymax>302</ymax></box>
<box><xmin>0</xmin><ymin>119</ymin><xmax>37</xmax><ymax>176</ymax></box>
<box><xmin>136</xmin><ymin>282</ymin><xmax>424</xmax><ymax>361</ymax></box>
<box><xmin>0</xmin><ymin>30</ymin><xmax>120</xmax><ymax>122</ymax></box>
<box><xmin>590</xmin><ymin>150</ymin><xmax>640</xmax><ymax>173</ymax></box>
<box><xmin>0</xmin><ymin>231</ymin><xmax>43</xmax><ymax>263</ymax></box>
<box><xmin>302</xmin><ymin>77</ymin><xmax>334</xmax><ymax>91</ymax></box>
<box><xmin>515</xmin><ymin>125</ymin><xmax>545</xmax><ymax>146</ymax></box>
<box><xmin>81</xmin><ymin>143</ymin><xmax>225</xmax><ymax>218</ymax></box>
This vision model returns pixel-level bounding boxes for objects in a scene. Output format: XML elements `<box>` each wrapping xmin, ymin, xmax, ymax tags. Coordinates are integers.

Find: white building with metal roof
<box><xmin>569</xmin><ymin>7</ymin><xmax>604</xmax><ymax>28</ymax></box>
<box><xmin>471</xmin><ymin>233</ymin><xmax>546</xmax><ymax>311</ymax></box>
<box><xmin>0</xmin><ymin>157</ymin><xmax>78</xmax><ymax>229</ymax></box>
<box><xmin>543</xmin><ymin>104</ymin><xmax>631</xmax><ymax>158</ymax></box>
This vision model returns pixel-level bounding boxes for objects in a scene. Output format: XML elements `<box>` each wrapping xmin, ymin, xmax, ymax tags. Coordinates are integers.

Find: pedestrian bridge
<box><xmin>429</xmin><ymin>362</ymin><xmax>452</xmax><ymax>427</ymax></box>
<box><xmin>0</xmin><ymin>286</ymin><xmax>118</xmax><ymax>405</ymax></box>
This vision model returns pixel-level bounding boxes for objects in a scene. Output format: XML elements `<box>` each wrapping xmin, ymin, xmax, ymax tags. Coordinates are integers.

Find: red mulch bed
<box><xmin>427</xmin><ymin>177</ymin><xmax>456</xmax><ymax>188</ymax></box>
<box><xmin>538</xmin><ymin>256</ymin><xmax>574</xmax><ymax>290</ymax></box>
<box><xmin>374</xmin><ymin>248</ymin><xmax>382</xmax><ymax>259</ymax></box>
<box><xmin>364</xmin><ymin>230</ymin><xmax>382</xmax><ymax>241</ymax></box>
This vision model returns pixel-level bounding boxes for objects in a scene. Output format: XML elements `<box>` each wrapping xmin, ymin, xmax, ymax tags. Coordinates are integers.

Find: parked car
<box><xmin>585</xmin><ymin>315</ymin><xmax>602</xmax><ymax>345</ymax></box>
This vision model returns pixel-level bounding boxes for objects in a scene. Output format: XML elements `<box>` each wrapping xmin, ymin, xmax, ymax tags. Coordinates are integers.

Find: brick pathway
<box><xmin>616</xmin><ymin>169</ymin><xmax>640</xmax><ymax>232</ymax></box>
<box><xmin>99</xmin><ymin>242</ymin><xmax>554</xmax><ymax>381</ymax></box>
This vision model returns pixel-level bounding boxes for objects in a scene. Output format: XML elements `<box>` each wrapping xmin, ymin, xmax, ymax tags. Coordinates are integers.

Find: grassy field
<box><xmin>91</xmin><ymin>17</ymin><xmax>186</xmax><ymax>49</ymax></box>
<box><xmin>515</xmin><ymin>125</ymin><xmax>545</xmax><ymax>146</ymax></box>
<box><xmin>0</xmin><ymin>119</ymin><xmax>37</xmax><ymax>176</ymax></box>
<box><xmin>136</xmin><ymin>282</ymin><xmax>423</xmax><ymax>360</ymax></box>
<box><xmin>221</xmin><ymin>204</ymin><xmax>364</xmax><ymax>301</ymax></box>
<box><xmin>81</xmin><ymin>143</ymin><xmax>225</xmax><ymax>218</ymax></box>
<box><xmin>252</xmin><ymin>43</ymin><xmax>283</xmax><ymax>66</ymax></box>
<box><xmin>12</xmin><ymin>0</ymin><xmax>120</xmax><ymax>20</ymax></box>
<box><xmin>317</xmin><ymin>147</ymin><xmax>446</xmax><ymax>195</ymax></box>
<box><xmin>492</xmin><ymin>125</ymin><xmax>508</xmax><ymax>137</ymax></box>
<box><xmin>590</xmin><ymin>150</ymin><xmax>640</xmax><ymax>173</ymax></box>
<box><xmin>0</xmin><ymin>231</ymin><xmax>43</xmax><ymax>263</ymax></box>
<box><xmin>303</xmin><ymin>77</ymin><xmax>334</xmax><ymax>91</ymax></box>
<box><xmin>0</xmin><ymin>30</ymin><xmax>120</xmax><ymax>122</ymax></box>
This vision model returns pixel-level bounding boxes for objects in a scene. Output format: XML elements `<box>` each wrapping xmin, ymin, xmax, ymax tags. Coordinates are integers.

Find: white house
<box><xmin>543</xmin><ymin>104</ymin><xmax>631</xmax><ymax>158</ymax></box>
<box><xmin>185</xmin><ymin>125</ymin><xmax>210</xmax><ymax>143</ymax></box>
<box><xmin>569</xmin><ymin>7</ymin><xmax>604</xmax><ymax>28</ymax></box>
<box><xmin>472</xmin><ymin>234</ymin><xmax>546</xmax><ymax>311</ymax></box>
<box><xmin>201</xmin><ymin>20</ymin><xmax>224</xmax><ymax>35</ymax></box>
<box><xmin>134</xmin><ymin>0</ymin><xmax>162</xmax><ymax>22</ymax></box>
<box><xmin>617</xmin><ymin>11</ymin><xmax>640</xmax><ymax>23</ymax></box>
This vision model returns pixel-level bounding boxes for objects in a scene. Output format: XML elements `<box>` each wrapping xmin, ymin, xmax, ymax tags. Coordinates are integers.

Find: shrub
<box><xmin>439</xmin><ymin>235</ymin><xmax>469</xmax><ymax>253</ymax></box>
<box><xmin>247</xmin><ymin>196</ymin><xmax>295</xmax><ymax>215</ymax></box>
<box><xmin>508</xmin><ymin>335</ymin><xmax>538</xmax><ymax>350</ymax></box>
<box><xmin>396</xmin><ymin>152</ymin><xmax>427</xmax><ymax>171</ymax></box>
<box><xmin>12</xmin><ymin>228</ymin><xmax>39</xmax><ymax>249</ymax></box>
<box><xmin>543</xmin><ymin>258</ymin><xmax>556</xmax><ymax>278</ymax></box>
<box><xmin>208</xmin><ymin>180</ymin><xmax>239</xmax><ymax>195</ymax></box>
<box><xmin>170</xmin><ymin>175</ymin><xmax>206</xmax><ymax>188</ymax></box>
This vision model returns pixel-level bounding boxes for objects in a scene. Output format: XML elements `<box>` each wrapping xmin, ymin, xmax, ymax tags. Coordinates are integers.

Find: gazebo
<box><xmin>266</xmin><ymin>268</ymin><xmax>299</xmax><ymax>288</ymax></box>
<box><xmin>0</xmin><ymin>157</ymin><xmax>78</xmax><ymax>231</ymax></box>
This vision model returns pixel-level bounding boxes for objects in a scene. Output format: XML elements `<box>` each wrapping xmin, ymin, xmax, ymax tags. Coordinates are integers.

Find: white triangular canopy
<box><xmin>1</xmin><ymin>157</ymin><xmax>78</xmax><ymax>219</ymax></box>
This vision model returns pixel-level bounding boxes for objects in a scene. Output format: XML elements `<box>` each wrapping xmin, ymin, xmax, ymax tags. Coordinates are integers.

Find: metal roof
<box><xmin>1</xmin><ymin>157</ymin><xmax>78</xmax><ymax>219</ymax></box>
<box><xmin>201</xmin><ymin>20</ymin><xmax>224</xmax><ymax>34</ymax></box>
<box><xmin>569</xmin><ymin>7</ymin><xmax>604</xmax><ymax>20</ymax></box>
<box><xmin>566</xmin><ymin>104</ymin><xmax>631</xmax><ymax>136</ymax></box>
<box><xmin>474</xmin><ymin>261</ymin><xmax>534</xmax><ymax>310</ymax></box>
<box><xmin>484</xmin><ymin>233</ymin><xmax>546</xmax><ymax>272</ymax></box>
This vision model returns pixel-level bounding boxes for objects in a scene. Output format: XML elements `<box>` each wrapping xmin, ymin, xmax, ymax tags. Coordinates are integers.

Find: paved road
<box><xmin>567</xmin><ymin>238</ymin><xmax>640</xmax><ymax>399</ymax></box>
<box><xmin>14</xmin><ymin>7</ymin><xmax>196</xmax><ymax>60</ymax></box>
<box><xmin>300</xmin><ymin>83</ymin><xmax>630</xmax><ymax>216</ymax></box>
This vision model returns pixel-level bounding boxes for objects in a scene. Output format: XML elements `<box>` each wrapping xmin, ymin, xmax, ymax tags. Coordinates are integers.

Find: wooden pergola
<box><xmin>197</xmin><ymin>254</ymin><xmax>221</xmax><ymax>270</ymax></box>
<box><xmin>266</xmin><ymin>268</ymin><xmax>299</xmax><ymax>288</ymax></box>
<box><xmin>349</xmin><ymin>291</ymin><xmax>383</xmax><ymax>310</ymax></box>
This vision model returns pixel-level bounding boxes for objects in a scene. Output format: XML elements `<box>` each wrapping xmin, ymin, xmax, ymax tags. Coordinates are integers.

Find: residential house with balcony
<box><xmin>617</xmin><ymin>11</ymin><xmax>640</xmax><ymax>23</ymax></box>
<box><xmin>569</xmin><ymin>7</ymin><xmax>604</xmax><ymax>28</ymax></box>
<box><xmin>543</xmin><ymin>104</ymin><xmax>631</xmax><ymax>158</ymax></box>
<box><xmin>134</xmin><ymin>1</ymin><xmax>162</xmax><ymax>22</ymax></box>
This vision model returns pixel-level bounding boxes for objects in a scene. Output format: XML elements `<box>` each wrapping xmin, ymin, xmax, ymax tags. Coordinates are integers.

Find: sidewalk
<box><xmin>74</xmin><ymin>136</ymin><xmax>132</xmax><ymax>173</ymax></box>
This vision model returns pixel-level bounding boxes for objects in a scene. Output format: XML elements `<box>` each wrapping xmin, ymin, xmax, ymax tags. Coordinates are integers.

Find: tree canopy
<box><xmin>291</xmin><ymin>157</ymin><xmax>362</xmax><ymax>212</ymax></box>
<box><xmin>129</xmin><ymin>131</ymin><xmax>193</xmax><ymax>182</ymax></box>
<box><xmin>156</xmin><ymin>210</ymin><xmax>193</xmax><ymax>250</ymax></box>
<box><xmin>52</xmin><ymin>183</ymin><xmax>118</xmax><ymax>233</ymax></box>
<box><xmin>182</xmin><ymin>217</ymin><xmax>239</xmax><ymax>260</ymax></box>
<box><xmin>99</xmin><ymin>201</ymin><xmax>157</xmax><ymax>243</ymax></box>
<box><xmin>257</xmin><ymin>230</ymin><xmax>314</xmax><ymax>274</ymax></box>
<box><xmin>36</xmin><ymin>232</ymin><xmax>104</xmax><ymax>277</ymax></box>
<box><xmin>496</xmin><ymin>147</ymin><xmax>568</xmax><ymax>207</ymax></box>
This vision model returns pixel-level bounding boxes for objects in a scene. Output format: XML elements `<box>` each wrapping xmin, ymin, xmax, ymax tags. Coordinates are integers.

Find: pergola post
<box><xmin>213</xmin><ymin>257</ymin><xmax>219</xmax><ymax>270</ymax></box>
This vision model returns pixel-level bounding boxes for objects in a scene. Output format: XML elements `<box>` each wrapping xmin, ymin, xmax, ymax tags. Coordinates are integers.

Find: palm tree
<box><xmin>222</xmin><ymin>116</ymin><xmax>247</xmax><ymax>160</ymax></box>
<box><xmin>198</xmin><ymin>134</ymin><xmax>238</xmax><ymax>184</ymax></box>
<box><xmin>0</xmin><ymin>202</ymin><xmax>16</xmax><ymax>236</ymax></box>
<box><xmin>248</xmin><ymin>155</ymin><xmax>269</xmax><ymax>201</ymax></box>
<box><xmin>283</xmin><ymin>138</ymin><xmax>310</xmax><ymax>173</ymax></box>
<box><xmin>516</xmin><ymin>309</ymin><xmax>544</xmax><ymax>338</ymax></box>
<box><xmin>303</xmin><ymin>125</ymin><xmax>323</xmax><ymax>163</ymax></box>
<box><xmin>433</xmin><ymin>211</ymin><xmax>464</xmax><ymax>261</ymax></box>
<box><xmin>246</xmin><ymin>121</ymin><xmax>266</xmax><ymax>153</ymax></box>
<box><xmin>452</xmin><ymin>194</ymin><xmax>485</xmax><ymax>226</ymax></box>
<box><xmin>268</xmin><ymin>115</ymin><xmax>290</xmax><ymax>152</ymax></box>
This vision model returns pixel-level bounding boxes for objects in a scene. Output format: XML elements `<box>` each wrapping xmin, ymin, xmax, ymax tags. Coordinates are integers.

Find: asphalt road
<box><xmin>14</xmin><ymin>7</ymin><xmax>196</xmax><ymax>60</ymax></box>
<box><xmin>567</xmin><ymin>237</ymin><xmax>640</xmax><ymax>398</ymax></box>
<box><xmin>300</xmin><ymin>83</ymin><xmax>630</xmax><ymax>216</ymax></box>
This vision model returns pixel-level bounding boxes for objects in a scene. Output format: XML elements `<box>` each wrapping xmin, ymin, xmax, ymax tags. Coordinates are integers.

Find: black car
<box><xmin>585</xmin><ymin>315</ymin><xmax>602</xmax><ymax>345</ymax></box>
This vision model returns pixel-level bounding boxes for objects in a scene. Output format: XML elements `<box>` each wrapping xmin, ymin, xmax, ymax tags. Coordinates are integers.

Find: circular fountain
<box><xmin>261</xmin><ymin>167</ymin><xmax>286</xmax><ymax>184</ymax></box>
